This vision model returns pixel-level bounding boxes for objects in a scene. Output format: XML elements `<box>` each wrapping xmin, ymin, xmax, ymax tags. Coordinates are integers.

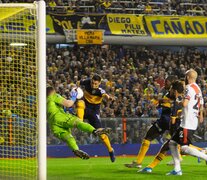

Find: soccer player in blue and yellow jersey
<box><xmin>47</xmin><ymin>86</ymin><xmax>111</xmax><ymax>159</ymax></box>
<box><xmin>125</xmin><ymin>76</ymin><xmax>176</xmax><ymax>168</ymax></box>
<box><xmin>139</xmin><ymin>80</ymin><xmax>184</xmax><ymax>173</ymax></box>
<box><xmin>76</xmin><ymin>74</ymin><xmax>116</xmax><ymax>162</ymax></box>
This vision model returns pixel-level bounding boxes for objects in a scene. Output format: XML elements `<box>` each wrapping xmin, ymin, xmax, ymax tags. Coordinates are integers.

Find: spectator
<box><xmin>81</xmin><ymin>14</ymin><xmax>96</xmax><ymax>29</ymax></box>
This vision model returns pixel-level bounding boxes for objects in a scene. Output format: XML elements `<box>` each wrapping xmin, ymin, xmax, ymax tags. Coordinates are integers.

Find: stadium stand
<box><xmin>46</xmin><ymin>45</ymin><xmax>207</xmax><ymax>144</ymax></box>
<box><xmin>1</xmin><ymin>0</ymin><xmax>206</xmax><ymax>15</ymax></box>
<box><xmin>1</xmin><ymin>0</ymin><xmax>206</xmax><ymax>145</ymax></box>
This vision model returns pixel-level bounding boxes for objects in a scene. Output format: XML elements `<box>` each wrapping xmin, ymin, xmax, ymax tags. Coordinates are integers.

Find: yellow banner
<box><xmin>77</xmin><ymin>30</ymin><xmax>103</xmax><ymax>44</ymax></box>
<box><xmin>46</xmin><ymin>15</ymin><xmax>55</xmax><ymax>34</ymax></box>
<box><xmin>107</xmin><ymin>14</ymin><xmax>147</xmax><ymax>36</ymax></box>
<box><xmin>0</xmin><ymin>8</ymin><xmax>35</xmax><ymax>33</ymax></box>
<box><xmin>145</xmin><ymin>16</ymin><xmax>207</xmax><ymax>38</ymax></box>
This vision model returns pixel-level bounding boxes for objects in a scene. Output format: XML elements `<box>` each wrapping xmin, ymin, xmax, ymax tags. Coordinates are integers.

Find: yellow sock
<box><xmin>178</xmin><ymin>145</ymin><xmax>183</xmax><ymax>160</ymax></box>
<box><xmin>148</xmin><ymin>152</ymin><xmax>166</xmax><ymax>169</ymax></box>
<box><xmin>76</xmin><ymin>100</ymin><xmax>85</xmax><ymax>121</ymax></box>
<box><xmin>190</xmin><ymin>144</ymin><xmax>203</xmax><ymax>151</ymax></box>
<box><xmin>137</xmin><ymin>139</ymin><xmax>150</xmax><ymax>164</ymax></box>
<box><xmin>100</xmin><ymin>134</ymin><xmax>113</xmax><ymax>152</ymax></box>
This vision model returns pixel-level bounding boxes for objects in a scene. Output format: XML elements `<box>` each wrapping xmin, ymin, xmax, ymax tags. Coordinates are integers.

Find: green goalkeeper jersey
<box><xmin>47</xmin><ymin>93</ymin><xmax>65</xmax><ymax>122</ymax></box>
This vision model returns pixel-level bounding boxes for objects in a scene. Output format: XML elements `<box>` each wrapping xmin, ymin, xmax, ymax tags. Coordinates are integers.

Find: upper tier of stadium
<box><xmin>1</xmin><ymin>0</ymin><xmax>207</xmax><ymax>16</ymax></box>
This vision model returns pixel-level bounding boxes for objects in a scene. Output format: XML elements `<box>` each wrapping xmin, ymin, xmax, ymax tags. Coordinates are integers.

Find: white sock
<box><xmin>169</xmin><ymin>140</ymin><xmax>181</xmax><ymax>172</ymax></box>
<box><xmin>181</xmin><ymin>145</ymin><xmax>207</xmax><ymax>161</ymax></box>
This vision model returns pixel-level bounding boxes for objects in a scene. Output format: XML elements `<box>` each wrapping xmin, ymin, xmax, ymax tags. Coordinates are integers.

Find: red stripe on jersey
<box><xmin>190</xmin><ymin>84</ymin><xmax>201</xmax><ymax>108</ymax></box>
<box><xmin>183</xmin><ymin>128</ymin><xmax>188</xmax><ymax>144</ymax></box>
<box><xmin>190</xmin><ymin>84</ymin><xmax>199</xmax><ymax>94</ymax></box>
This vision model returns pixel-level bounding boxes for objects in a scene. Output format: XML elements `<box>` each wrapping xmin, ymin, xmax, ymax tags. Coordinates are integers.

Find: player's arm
<box><xmin>183</xmin><ymin>86</ymin><xmax>191</xmax><ymax>107</ymax></box>
<box><xmin>61</xmin><ymin>90</ymin><xmax>78</xmax><ymax>108</ymax></box>
<box><xmin>199</xmin><ymin>104</ymin><xmax>204</xmax><ymax>123</ymax></box>
<box><xmin>62</xmin><ymin>99</ymin><xmax>75</xmax><ymax>108</ymax></box>
<box><xmin>103</xmin><ymin>93</ymin><xmax>115</xmax><ymax>101</ymax></box>
<box><xmin>199</xmin><ymin>94</ymin><xmax>204</xmax><ymax>123</ymax></box>
<box><xmin>182</xmin><ymin>98</ymin><xmax>189</xmax><ymax>107</ymax></box>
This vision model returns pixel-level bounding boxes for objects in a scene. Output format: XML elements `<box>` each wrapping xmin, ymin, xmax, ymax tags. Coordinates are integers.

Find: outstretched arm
<box><xmin>103</xmin><ymin>93</ymin><xmax>116</xmax><ymax>101</ymax></box>
<box><xmin>199</xmin><ymin>104</ymin><xmax>204</xmax><ymax>123</ymax></box>
<box><xmin>62</xmin><ymin>90</ymin><xmax>78</xmax><ymax>108</ymax></box>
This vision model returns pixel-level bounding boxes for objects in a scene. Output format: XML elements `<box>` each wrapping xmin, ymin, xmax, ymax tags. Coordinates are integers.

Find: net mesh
<box><xmin>0</xmin><ymin>4</ymin><xmax>38</xmax><ymax>180</ymax></box>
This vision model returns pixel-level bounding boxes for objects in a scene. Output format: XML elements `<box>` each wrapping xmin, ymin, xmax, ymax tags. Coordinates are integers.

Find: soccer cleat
<box><xmin>138</xmin><ymin>167</ymin><xmax>152</xmax><ymax>173</ymax></box>
<box><xmin>73</xmin><ymin>149</ymin><xmax>90</xmax><ymax>160</ymax></box>
<box><xmin>166</xmin><ymin>170</ymin><xmax>182</xmax><ymax>176</ymax></box>
<box><xmin>94</xmin><ymin>128</ymin><xmax>112</xmax><ymax>136</ymax></box>
<box><xmin>124</xmin><ymin>161</ymin><xmax>142</xmax><ymax>168</ymax></box>
<box><xmin>109</xmin><ymin>149</ymin><xmax>116</xmax><ymax>162</ymax></box>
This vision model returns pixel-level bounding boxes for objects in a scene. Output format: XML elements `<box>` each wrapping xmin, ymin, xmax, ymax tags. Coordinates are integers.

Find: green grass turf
<box><xmin>47</xmin><ymin>155</ymin><xmax>207</xmax><ymax>180</ymax></box>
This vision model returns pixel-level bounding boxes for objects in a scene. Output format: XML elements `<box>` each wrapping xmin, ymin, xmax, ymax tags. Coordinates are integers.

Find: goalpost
<box><xmin>0</xmin><ymin>1</ymin><xmax>46</xmax><ymax>180</ymax></box>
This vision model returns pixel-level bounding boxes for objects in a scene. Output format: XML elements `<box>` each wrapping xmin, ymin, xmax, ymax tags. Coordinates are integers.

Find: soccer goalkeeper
<box><xmin>47</xmin><ymin>86</ymin><xmax>111</xmax><ymax>159</ymax></box>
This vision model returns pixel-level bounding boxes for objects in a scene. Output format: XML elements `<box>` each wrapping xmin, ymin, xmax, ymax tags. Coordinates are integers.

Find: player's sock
<box><xmin>181</xmin><ymin>145</ymin><xmax>207</xmax><ymax>161</ymax></box>
<box><xmin>189</xmin><ymin>144</ymin><xmax>203</xmax><ymax>151</ymax></box>
<box><xmin>76</xmin><ymin>100</ymin><xmax>85</xmax><ymax>121</ymax></box>
<box><xmin>100</xmin><ymin>134</ymin><xmax>113</xmax><ymax>152</ymax></box>
<box><xmin>148</xmin><ymin>152</ymin><xmax>166</xmax><ymax>169</ymax></box>
<box><xmin>178</xmin><ymin>145</ymin><xmax>183</xmax><ymax>161</ymax></box>
<box><xmin>169</xmin><ymin>140</ymin><xmax>181</xmax><ymax>172</ymax></box>
<box><xmin>76</xmin><ymin>120</ymin><xmax>95</xmax><ymax>133</ymax></box>
<box><xmin>136</xmin><ymin>139</ymin><xmax>150</xmax><ymax>165</ymax></box>
<box><xmin>60</xmin><ymin>132</ymin><xmax>79</xmax><ymax>150</ymax></box>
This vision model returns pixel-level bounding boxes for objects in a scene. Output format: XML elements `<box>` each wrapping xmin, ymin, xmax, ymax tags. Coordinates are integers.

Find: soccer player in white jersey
<box><xmin>167</xmin><ymin>69</ymin><xmax>207</xmax><ymax>176</ymax></box>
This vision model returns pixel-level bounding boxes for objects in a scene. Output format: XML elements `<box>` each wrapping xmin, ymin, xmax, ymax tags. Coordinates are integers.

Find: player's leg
<box><xmin>86</xmin><ymin>108</ymin><xmax>115</xmax><ymax>162</ymax></box>
<box><xmin>51</xmin><ymin>125</ymin><xmax>90</xmax><ymax>159</ymax></box>
<box><xmin>189</xmin><ymin>144</ymin><xmax>203</xmax><ymax>151</ymax></box>
<box><xmin>167</xmin><ymin>144</ymin><xmax>183</xmax><ymax>166</ymax></box>
<box><xmin>139</xmin><ymin>140</ymin><xmax>169</xmax><ymax>173</ymax></box>
<box><xmin>76</xmin><ymin>100</ymin><xmax>85</xmax><ymax>121</ymax></box>
<box><xmin>180</xmin><ymin>129</ymin><xmax>207</xmax><ymax>161</ymax></box>
<box><xmin>125</xmin><ymin>122</ymin><xmax>161</xmax><ymax>168</ymax></box>
<box><xmin>166</xmin><ymin>128</ymin><xmax>183</xmax><ymax>176</ymax></box>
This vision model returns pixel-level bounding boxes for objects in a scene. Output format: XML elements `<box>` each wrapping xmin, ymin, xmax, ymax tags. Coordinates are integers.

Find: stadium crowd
<box><xmin>1</xmin><ymin>0</ymin><xmax>207</xmax><ymax>15</ymax></box>
<box><xmin>46</xmin><ymin>45</ymin><xmax>207</xmax><ymax>144</ymax></box>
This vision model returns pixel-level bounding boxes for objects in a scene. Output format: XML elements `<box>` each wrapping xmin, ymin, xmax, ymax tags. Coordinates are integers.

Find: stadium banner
<box><xmin>76</xmin><ymin>29</ymin><xmax>103</xmax><ymax>44</ymax></box>
<box><xmin>47</xmin><ymin>13</ymin><xmax>105</xmax><ymax>35</ymax></box>
<box><xmin>47</xmin><ymin>13</ymin><xmax>147</xmax><ymax>36</ymax></box>
<box><xmin>0</xmin><ymin>7</ymin><xmax>36</xmax><ymax>33</ymax></box>
<box><xmin>145</xmin><ymin>16</ymin><xmax>207</xmax><ymax>38</ymax></box>
<box><xmin>46</xmin><ymin>15</ymin><xmax>56</xmax><ymax>34</ymax></box>
<box><xmin>106</xmin><ymin>14</ymin><xmax>147</xmax><ymax>36</ymax></box>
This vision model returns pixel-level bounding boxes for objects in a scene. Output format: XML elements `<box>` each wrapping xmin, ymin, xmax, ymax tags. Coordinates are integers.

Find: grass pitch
<box><xmin>47</xmin><ymin>156</ymin><xmax>207</xmax><ymax>180</ymax></box>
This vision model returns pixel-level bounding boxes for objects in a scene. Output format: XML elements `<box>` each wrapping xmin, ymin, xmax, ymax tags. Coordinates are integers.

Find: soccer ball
<box><xmin>72</xmin><ymin>87</ymin><xmax>84</xmax><ymax>99</ymax></box>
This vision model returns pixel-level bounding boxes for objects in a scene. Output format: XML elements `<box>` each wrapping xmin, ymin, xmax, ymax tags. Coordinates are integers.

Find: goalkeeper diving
<box><xmin>47</xmin><ymin>86</ymin><xmax>111</xmax><ymax>159</ymax></box>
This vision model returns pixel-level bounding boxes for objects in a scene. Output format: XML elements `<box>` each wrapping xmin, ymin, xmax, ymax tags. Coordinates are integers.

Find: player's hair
<box><xmin>171</xmin><ymin>80</ymin><xmax>184</xmax><ymax>93</ymax></box>
<box><xmin>92</xmin><ymin>73</ymin><xmax>102</xmax><ymax>82</ymax></box>
<box><xmin>47</xmin><ymin>86</ymin><xmax>55</xmax><ymax>96</ymax></box>
<box><xmin>166</xmin><ymin>75</ymin><xmax>176</xmax><ymax>83</ymax></box>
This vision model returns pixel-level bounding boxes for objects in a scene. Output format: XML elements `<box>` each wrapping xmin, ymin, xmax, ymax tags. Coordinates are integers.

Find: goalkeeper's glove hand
<box><xmin>70</xmin><ymin>90</ymin><xmax>78</xmax><ymax>102</ymax></box>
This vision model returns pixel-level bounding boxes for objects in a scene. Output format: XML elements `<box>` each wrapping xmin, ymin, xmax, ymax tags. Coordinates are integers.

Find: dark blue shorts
<box><xmin>171</xmin><ymin>127</ymin><xmax>194</xmax><ymax>146</ymax></box>
<box><xmin>84</xmin><ymin>108</ymin><xmax>102</xmax><ymax>129</ymax></box>
<box><xmin>153</xmin><ymin>115</ymin><xmax>171</xmax><ymax>134</ymax></box>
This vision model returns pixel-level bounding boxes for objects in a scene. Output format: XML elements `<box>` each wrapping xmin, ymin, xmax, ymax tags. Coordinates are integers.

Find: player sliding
<box><xmin>76</xmin><ymin>74</ymin><xmax>116</xmax><ymax>162</ymax></box>
<box><xmin>125</xmin><ymin>76</ymin><xmax>175</xmax><ymax>168</ymax></box>
<box><xmin>167</xmin><ymin>69</ymin><xmax>207</xmax><ymax>176</ymax></box>
<box><xmin>47</xmin><ymin>86</ymin><xmax>111</xmax><ymax>159</ymax></box>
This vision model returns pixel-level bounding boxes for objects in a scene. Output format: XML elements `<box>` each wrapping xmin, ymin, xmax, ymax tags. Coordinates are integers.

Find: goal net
<box><xmin>0</xmin><ymin>2</ymin><xmax>46</xmax><ymax>180</ymax></box>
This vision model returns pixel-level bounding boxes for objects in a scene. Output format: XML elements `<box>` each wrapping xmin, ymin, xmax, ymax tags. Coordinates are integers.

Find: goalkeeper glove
<box><xmin>70</xmin><ymin>90</ymin><xmax>78</xmax><ymax>102</ymax></box>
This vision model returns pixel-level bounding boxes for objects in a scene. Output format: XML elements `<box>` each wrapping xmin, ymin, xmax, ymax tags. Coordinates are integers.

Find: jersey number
<box><xmin>193</xmin><ymin>94</ymin><xmax>200</xmax><ymax>110</ymax></box>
